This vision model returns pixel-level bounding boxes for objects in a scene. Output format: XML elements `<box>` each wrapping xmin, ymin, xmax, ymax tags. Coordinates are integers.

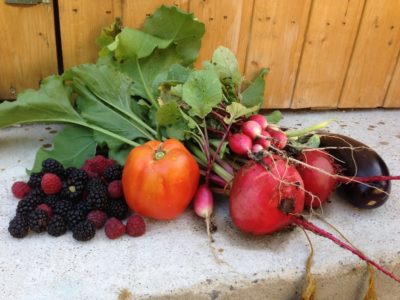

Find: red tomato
<box><xmin>122</xmin><ymin>139</ymin><xmax>200</xmax><ymax>220</ymax></box>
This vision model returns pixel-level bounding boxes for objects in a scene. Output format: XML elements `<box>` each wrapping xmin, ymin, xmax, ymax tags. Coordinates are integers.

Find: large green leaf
<box><xmin>241</xmin><ymin>68</ymin><xmax>268</xmax><ymax>107</ymax></box>
<box><xmin>182</xmin><ymin>70</ymin><xmax>222</xmax><ymax>118</ymax></box>
<box><xmin>0</xmin><ymin>76</ymin><xmax>83</xmax><ymax>129</ymax></box>
<box><xmin>156</xmin><ymin>100</ymin><xmax>182</xmax><ymax>126</ymax></box>
<box><xmin>30</xmin><ymin>125</ymin><xmax>97</xmax><ymax>173</ymax></box>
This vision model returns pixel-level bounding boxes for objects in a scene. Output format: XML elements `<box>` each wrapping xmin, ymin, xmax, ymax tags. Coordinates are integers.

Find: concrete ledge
<box><xmin>0</xmin><ymin>110</ymin><xmax>399</xmax><ymax>299</ymax></box>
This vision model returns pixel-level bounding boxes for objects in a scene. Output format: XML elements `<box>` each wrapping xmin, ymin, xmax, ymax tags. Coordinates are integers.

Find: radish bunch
<box><xmin>228</xmin><ymin>114</ymin><xmax>288</xmax><ymax>156</ymax></box>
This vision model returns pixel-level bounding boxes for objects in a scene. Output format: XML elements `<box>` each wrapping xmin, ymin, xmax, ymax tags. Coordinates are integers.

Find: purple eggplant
<box><xmin>319</xmin><ymin>133</ymin><xmax>391</xmax><ymax>209</ymax></box>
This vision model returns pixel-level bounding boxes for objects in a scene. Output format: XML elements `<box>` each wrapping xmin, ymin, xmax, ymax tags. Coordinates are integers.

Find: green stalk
<box><xmin>136</xmin><ymin>57</ymin><xmax>159</xmax><ymax>109</ymax></box>
<box><xmin>286</xmin><ymin>119</ymin><xmax>336</xmax><ymax>138</ymax></box>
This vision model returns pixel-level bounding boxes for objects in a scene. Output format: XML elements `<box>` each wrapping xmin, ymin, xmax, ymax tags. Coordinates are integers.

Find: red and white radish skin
<box><xmin>194</xmin><ymin>184</ymin><xmax>214</xmax><ymax>218</ymax></box>
<box><xmin>229</xmin><ymin>156</ymin><xmax>305</xmax><ymax>235</ymax></box>
<box><xmin>242</xmin><ymin>120</ymin><xmax>262</xmax><ymax>140</ymax></box>
<box><xmin>249</xmin><ymin>114</ymin><xmax>268</xmax><ymax>129</ymax></box>
<box><xmin>297</xmin><ymin>150</ymin><xmax>337</xmax><ymax>208</ymax></box>
<box><xmin>228</xmin><ymin>133</ymin><xmax>253</xmax><ymax>156</ymax></box>
<box><xmin>251</xmin><ymin>143</ymin><xmax>264</xmax><ymax>154</ymax></box>
<box><xmin>267</xmin><ymin>128</ymin><xmax>288</xmax><ymax>149</ymax></box>
<box><xmin>255</xmin><ymin>130</ymin><xmax>271</xmax><ymax>149</ymax></box>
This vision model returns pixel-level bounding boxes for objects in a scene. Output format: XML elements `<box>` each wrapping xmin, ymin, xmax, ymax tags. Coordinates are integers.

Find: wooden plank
<box><xmin>245</xmin><ymin>0</ymin><xmax>312</xmax><ymax>108</ymax></box>
<box><xmin>58</xmin><ymin>0</ymin><xmax>121</xmax><ymax>70</ymax></box>
<box><xmin>189</xmin><ymin>0</ymin><xmax>254</xmax><ymax>72</ymax></box>
<box><xmin>384</xmin><ymin>50</ymin><xmax>400</xmax><ymax>107</ymax></box>
<box><xmin>292</xmin><ymin>0</ymin><xmax>365</xmax><ymax>109</ymax></box>
<box><xmin>122</xmin><ymin>0</ymin><xmax>189</xmax><ymax>29</ymax></box>
<box><xmin>0</xmin><ymin>2</ymin><xmax>57</xmax><ymax>99</ymax></box>
<box><xmin>339</xmin><ymin>0</ymin><xmax>400</xmax><ymax>108</ymax></box>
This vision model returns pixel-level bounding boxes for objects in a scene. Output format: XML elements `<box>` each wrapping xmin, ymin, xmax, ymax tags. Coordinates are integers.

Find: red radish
<box><xmin>242</xmin><ymin>120</ymin><xmax>262</xmax><ymax>140</ymax></box>
<box><xmin>230</xmin><ymin>155</ymin><xmax>305</xmax><ymax>235</ymax></box>
<box><xmin>297</xmin><ymin>150</ymin><xmax>337</xmax><ymax>208</ymax></box>
<box><xmin>255</xmin><ymin>131</ymin><xmax>271</xmax><ymax>149</ymax></box>
<box><xmin>193</xmin><ymin>184</ymin><xmax>214</xmax><ymax>241</ymax></box>
<box><xmin>267</xmin><ymin>128</ymin><xmax>288</xmax><ymax>149</ymax></box>
<box><xmin>249</xmin><ymin>114</ymin><xmax>268</xmax><ymax>129</ymax></box>
<box><xmin>228</xmin><ymin>133</ymin><xmax>253</xmax><ymax>156</ymax></box>
<box><xmin>251</xmin><ymin>144</ymin><xmax>264</xmax><ymax>154</ymax></box>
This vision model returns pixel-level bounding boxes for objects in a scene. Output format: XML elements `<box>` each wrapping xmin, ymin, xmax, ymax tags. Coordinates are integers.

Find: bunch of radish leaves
<box><xmin>0</xmin><ymin>5</ymin><xmax>274</xmax><ymax>178</ymax></box>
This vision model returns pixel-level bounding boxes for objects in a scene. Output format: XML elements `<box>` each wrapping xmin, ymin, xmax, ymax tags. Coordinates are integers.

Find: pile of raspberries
<box><xmin>8</xmin><ymin>156</ymin><xmax>145</xmax><ymax>241</ymax></box>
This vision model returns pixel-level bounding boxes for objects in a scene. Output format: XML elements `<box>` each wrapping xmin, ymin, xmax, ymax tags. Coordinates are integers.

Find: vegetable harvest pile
<box><xmin>2</xmin><ymin>5</ymin><xmax>400</xmax><ymax>297</ymax></box>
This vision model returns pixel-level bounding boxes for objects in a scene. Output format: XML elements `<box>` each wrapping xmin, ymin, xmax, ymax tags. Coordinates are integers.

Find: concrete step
<box><xmin>0</xmin><ymin>109</ymin><xmax>399</xmax><ymax>299</ymax></box>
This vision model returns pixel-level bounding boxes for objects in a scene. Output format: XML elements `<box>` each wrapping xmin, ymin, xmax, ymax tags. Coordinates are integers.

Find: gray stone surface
<box><xmin>0</xmin><ymin>110</ymin><xmax>399</xmax><ymax>299</ymax></box>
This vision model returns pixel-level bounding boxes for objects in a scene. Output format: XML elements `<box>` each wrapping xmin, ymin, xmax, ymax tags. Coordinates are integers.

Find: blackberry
<box><xmin>8</xmin><ymin>216</ymin><xmax>29</xmax><ymax>238</ymax></box>
<box><xmin>42</xmin><ymin>158</ymin><xmax>65</xmax><ymax>178</ymax></box>
<box><xmin>74</xmin><ymin>201</ymin><xmax>92</xmax><ymax>215</ymax></box>
<box><xmin>47</xmin><ymin>215</ymin><xmax>67</xmax><ymax>237</ymax></box>
<box><xmin>25</xmin><ymin>188</ymin><xmax>45</xmax><ymax>205</ymax></box>
<box><xmin>16</xmin><ymin>198</ymin><xmax>37</xmax><ymax>217</ymax></box>
<box><xmin>27</xmin><ymin>172</ymin><xmax>43</xmax><ymax>188</ymax></box>
<box><xmin>61</xmin><ymin>179</ymin><xmax>85</xmax><ymax>202</ymax></box>
<box><xmin>66</xmin><ymin>209</ymin><xmax>86</xmax><ymax>230</ymax></box>
<box><xmin>66</xmin><ymin>167</ymin><xmax>89</xmax><ymax>185</ymax></box>
<box><xmin>106</xmin><ymin>199</ymin><xmax>128</xmax><ymax>220</ymax></box>
<box><xmin>86</xmin><ymin>178</ymin><xmax>107</xmax><ymax>195</ymax></box>
<box><xmin>44</xmin><ymin>195</ymin><xmax>61</xmax><ymax>209</ymax></box>
<box><xmin>103</xmin><ymin>165</ymin><xmax>123</xmax><ymax>183</ymax></box>
<box><xmin>52</xmin><ymin>200</ymin><xmax>73</xmax><ymax>217</ymax></box>
<box><xmin>72</xmin><ymin>220</ymin><xmax>96</xmax><ymax>241</ymax></box>
<box><xmin>87</xmin><ymin>189</ymin><xmax>109</xmax><ymax>211</ymax></box>
<box><xmin>29</xmin><ymin>208</ymin><xmax>49</xmax><ymax>233</ymax></box>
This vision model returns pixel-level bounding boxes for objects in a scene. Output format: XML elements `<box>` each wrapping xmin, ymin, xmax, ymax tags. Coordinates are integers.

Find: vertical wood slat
<box><xmin>291</xmin><ymin>0</ymin><xmax>365</xmax><ymax>109</ymax></box>
<box><xmin>189</xmin><ymin>0</ymin><xmax>254</xmax><ymax>72</ymax></box>
<box><xmin>244</xmin><ymin>0</ymin><xmax>312</xmax><ymax>109</ymax></box>
<box><xmin>122</xmin><ymin>0</ymin><xmax>188</xmax><ymax>29</ymax></box>
<box><xmin>339</xmin><ymin>0</ymin><xmax>400</xmax><ymax>108</ymax></box>
<box><xmin>0</xmin><ymin>2</ymin><xmax>57</xmax><ymax>99</ymax></box>
<box><xmin>58</xmin><ymin>0</ymin><xmax>122</xmax><ymax>70</ymax></box>
<box><xmin>384</xmin><ymin>50</ymin><xmax>400</xmax><ymax>107</ymax></box>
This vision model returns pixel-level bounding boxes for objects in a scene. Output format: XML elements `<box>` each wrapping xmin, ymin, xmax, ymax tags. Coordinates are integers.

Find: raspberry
<box><xmin>104</xmin><ymin>217</ymin><xmax>126</xmax><ymax>239</ymax></box>
<box><xmin>103</xmin><ymin>165</ymin><xmax>123</xmax><ymax>183</ymax></box>
<box><xmin>11</xmin><ymin>181</ymin><xmax>31</xmax><ymax>199</ymax></box>
<box><xmin>37</xmin><ymin>203</ymin><xmax>53</xmax><ymax>219</ymax></box>
<box><xmin>107</xmin><ymin>180</ymin><xmax>123</xmax><ymax>199</ymax></box>
<box><xmin>126</xmin><ymin>215</ymin><xmax>146</xmax><ymax>237</ymax></box>
<box><xmin>87</xmin><ymin>210</ymin><xmax>107</xmax><ymax>229</ymax></box>
<box><xmin>83</xmin><ymin>155</ymin><xmax>115</xmax><ymax>177</ymax></box>
<box><xmin>41</xmin><ymin>173</ymin><xmax>62</xmax><ymax>195</ymax></box>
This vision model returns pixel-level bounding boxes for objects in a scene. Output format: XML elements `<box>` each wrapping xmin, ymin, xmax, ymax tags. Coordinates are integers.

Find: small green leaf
<box><xmin>265</xmin><ymin>110</ymin><xmax>283</xmax><ymax>124</ymax></box>
<box><xmin>182</xmin><ymin>70</ymin><xmax>222</xmax><ymax>118</ymax></box>
<box><xmin>96</xmin><ymin>18</ymin><xmax>122</xmax><ymax>57</ymax></box>
<box><xmin>241</xmin><ymin>68</ymin><xmax>268</xmax><ymax>107</ymax></box>
<box><xmin>224</xmin><ymin>102</ymin><xmax>260</xmax><ymax>124</ymax></box>
<box><xmin>156</xmin><ymin>101</ymin><xmax>182</xmax><ymax>126</ymax></box>
<box><xmin>30</xmin><ymin>125</ymin><xmax>97</xmax><ymax>173</ymax></box>
<box><xmin>204</xmin><ymin>46</ymin><xmax>241</xmax><ymax>84</ymax></box>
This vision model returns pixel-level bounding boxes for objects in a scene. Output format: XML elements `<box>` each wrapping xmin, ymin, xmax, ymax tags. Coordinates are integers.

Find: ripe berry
<box><xmin>29</xmin><ymin>209</ymin><xmax>49</xmax><ymax>233</ymax></box>
<box><xmin>105</xmin><ymin>217</ymin><xmax>126</xmax><ymax>239</ymax></box>
<box><xmin>42</xmin><ymin>158</ymin><xmax>65</xmax><ymax>178</ymax></box>
<box><xmin>8</xmin><ymin>216</ymin><xmax>29</xmax><ymax>238</ymax></box>
<box><xmin>83</xmin><ymin>155</ymin><xmax>115</xmax><ymax>177</ymax></box>
<box><xmin>107</xmin><ymin>180</ymin><xmax>123</xmax><ymax>199</ymax></box>
<box><xmin>41</xmin><ymin>173</ymin><xmax>62</xmax><ymax>195</ymax></box>
<box><xmin>87</xmin><ymin>210</ymin><xmax>107</xmax><ymax>229</ymax></box>
<box><xmin>11</xmin><ymin>181</ymin><xmax>31</xmax><ymax>199</ymax></box>
<box><xmin>47</xmin><ymin>215</ymin><xmax>67</xmax><ymax>237</ymax></box>
<box><xmin>72</xmin><ymin>220</ymin><xmax>96</xmax><ymax>241</ymax></box>
<box><xmin>126</xmin><ymin>215</ymin><xmax>146</xmax><ymax>237</ymax></box>
<box><xmin>37</xmin><ymin>203</ymin><xmax>53</xmax><ymax>219</ymax></box>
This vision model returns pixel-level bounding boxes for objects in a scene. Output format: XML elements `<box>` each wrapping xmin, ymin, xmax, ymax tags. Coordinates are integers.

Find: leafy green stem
<box><xmin>286</xmin><ymin>119</ymin><xmax>336</xmax><ymax>138</ymax></box>
<box><xmin>136</xmin><ymin>57</ymin><xmax>159</xmax><ymax>109</ymax></box>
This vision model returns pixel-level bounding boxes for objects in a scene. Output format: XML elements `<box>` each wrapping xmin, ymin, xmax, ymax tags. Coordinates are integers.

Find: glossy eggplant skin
<box><xmin>319</xmin><ymin>133</ymin><xmax>391</xmax><ymax>209</ymax></box>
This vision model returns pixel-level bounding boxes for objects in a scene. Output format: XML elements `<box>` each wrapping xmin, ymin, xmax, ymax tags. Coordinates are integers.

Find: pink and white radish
<box><xmin>242</xmin><ymin>120</ymin><xmax>262</xmax><ymax>140</ymax></box>
<box><xmin>228</xmin><ymin>133</ymin><xmax>252</xmax><ymax>156</ymax></box>
<box><xmin>249</xmin><ymin>114</ymin><xmax>268</xmax><ymax>129</ymax></box>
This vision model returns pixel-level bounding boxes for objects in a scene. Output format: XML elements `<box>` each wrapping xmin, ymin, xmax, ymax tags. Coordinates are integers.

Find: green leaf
<box><xmin>204</xmin><ymin>46</ymin><xmax>241</xmax><ymax>84</ymax></box>
<box><xmin>96</xmin><ymin>18</ymin><xmax>122</xmax><ymax>57</ymax></box>
<box><xmin>265</xmin><ymin>110</ymin><xmax>283</xmax><ymax>124</ymax></box>
<box><xmin>156</xmin><ymin>100</ymin><xmax>182</xmax><ymax>126</ymax></box>
<box><xmin>0</xmin><ymin>76</ymin><xmax>83</xmax><ymax>129</ymax></box>
<box><xmin>108</xmin><ymin>145</ymin><xmax>133</xmax><ymax>165</ymax></box>
<box><xmin>182</xmin><ymin>70</ymin><xmax>222</xmax><ymax>118</ymax></box>
<box><xmin>241</xmin><ymin>68</ymin><xmax>268</xmax><ymax>107</ymax></box>
<box><xmin>30</xmin><ymin>125</ymin><xmax>97</xmax><ymax>173</ymax></box>
<box><xmin>290</xmin><ymin>134</ymin><xmax>320</xmax><ymax>150</ymax></box>
<box><xmin>224</xmin><ymin>102</ymin><xmax>260</xmax><ymax>124</ymax></box>
<box><xmin>143</xmin><ymin>5</ymin><xmax>205</xmax><ymax>64</ymax></box>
